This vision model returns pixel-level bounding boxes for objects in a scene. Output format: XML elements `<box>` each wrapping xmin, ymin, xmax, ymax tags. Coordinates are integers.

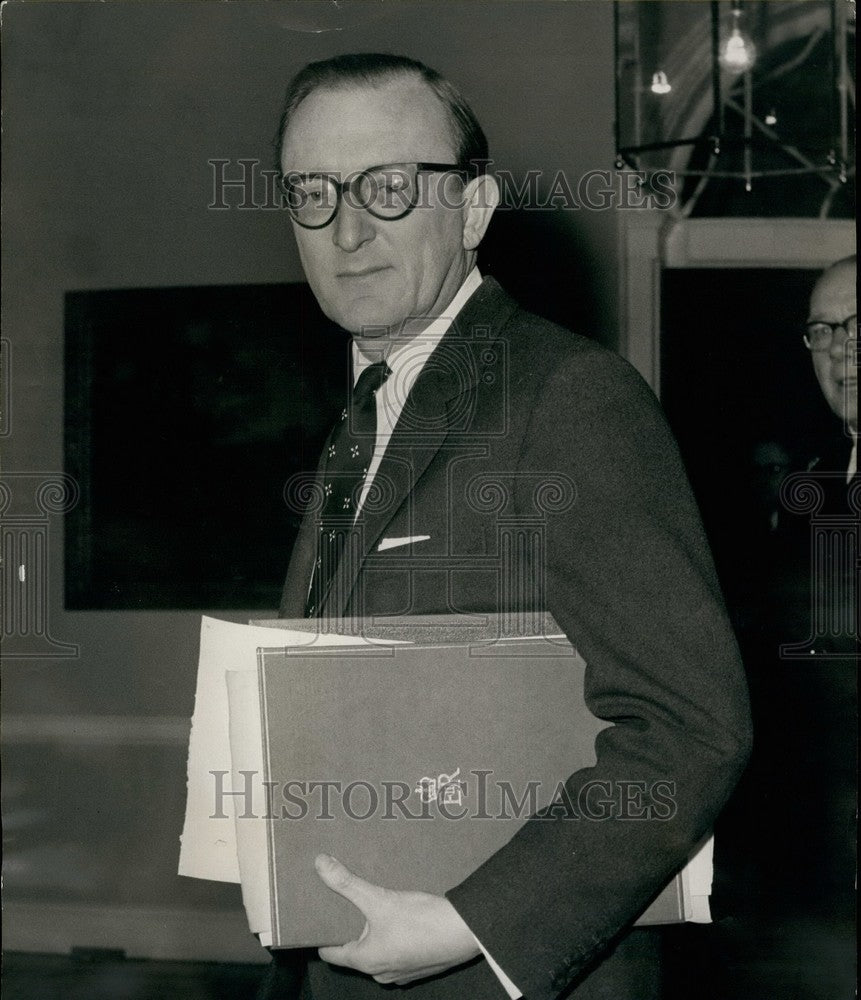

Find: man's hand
<box><xmin>315</xmin><ymin>854</ymin><xmax>481</xmax><ymax>985</ymax></box>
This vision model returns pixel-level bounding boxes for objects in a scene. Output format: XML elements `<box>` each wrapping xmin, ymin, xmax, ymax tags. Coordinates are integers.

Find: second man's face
<box><xmin>281</xmin><ymin>78</ymin><xmax>472</xmax><ymax>339</ymax></box>
<box><xmin>808</xmin><ymin>262</ymin><xmax>857</xmax><ymax>431</ymax></box>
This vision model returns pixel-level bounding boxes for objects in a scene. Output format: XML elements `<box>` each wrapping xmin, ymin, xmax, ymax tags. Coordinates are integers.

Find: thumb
<box><xmin>314</xmin><ymin>854</ymin><xmax>381</xmax><ymax>913</ymax></box>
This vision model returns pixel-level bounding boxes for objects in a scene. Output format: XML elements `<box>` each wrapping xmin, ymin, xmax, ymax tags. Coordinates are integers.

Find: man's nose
<box><xmin>332</xmin><ymin>200</ymin><xmax>375</xmax><ymax>253</ymax></box>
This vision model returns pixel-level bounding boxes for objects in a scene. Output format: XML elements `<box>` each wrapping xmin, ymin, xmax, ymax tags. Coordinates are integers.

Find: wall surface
<box><xmin>1</xmin><ymin>0</ymin><xmax>620</xmax><ymax>959</ymax></box>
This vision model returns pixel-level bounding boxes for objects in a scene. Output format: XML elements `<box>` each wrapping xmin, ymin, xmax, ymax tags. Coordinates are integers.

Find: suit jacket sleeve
<box><xmin>446</xmin><ymin>344</ymin><xmax>752</xmax><ymax>1000</ymax></box>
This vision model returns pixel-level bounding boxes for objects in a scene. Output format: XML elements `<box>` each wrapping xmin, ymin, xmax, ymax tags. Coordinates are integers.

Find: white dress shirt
<box><xmin>352</xmin><ymin>266</ymin><xmax>482</xmax><ymax>516</ymax></box>
<box><xmin>350</xmin><ymin>266</ymin><xmax>523</xmax><ymax>999</ymax></box>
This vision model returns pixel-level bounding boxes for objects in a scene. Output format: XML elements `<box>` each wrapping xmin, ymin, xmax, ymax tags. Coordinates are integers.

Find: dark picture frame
<box><xmin>64</xmin><ymin>282</ymin><xmax>349</xmax><ymax>609</ymax></box>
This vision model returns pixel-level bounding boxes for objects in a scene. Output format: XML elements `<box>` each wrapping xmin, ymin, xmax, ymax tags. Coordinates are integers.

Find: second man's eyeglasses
<box><xmin>803</xmin><ymin>314</ymin><xmax>857</xmax><ymax>352</ymax></box>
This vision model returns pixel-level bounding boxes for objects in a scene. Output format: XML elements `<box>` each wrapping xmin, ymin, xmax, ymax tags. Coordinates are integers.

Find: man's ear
<box><xmin>461</xmin><ymin>174</ymin><xmax>500</xmax><ymax>251</ymax></box>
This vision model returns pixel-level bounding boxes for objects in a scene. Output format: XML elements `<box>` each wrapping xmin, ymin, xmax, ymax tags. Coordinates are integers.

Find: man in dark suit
<box><xmin>670</xmin><ymin>257</ymin><xmax>856</xmax><ymax>1000</ymax></box>
<box><xmin>264</xmin><ymin>53</ymin><xmax>751</xmax><ymax>1000</ymax></box>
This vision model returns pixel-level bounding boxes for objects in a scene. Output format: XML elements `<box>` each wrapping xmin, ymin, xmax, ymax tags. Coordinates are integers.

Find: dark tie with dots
<box><xmin>306</xmin><ymin>360</ymin><xmax>391</xmax><ymax>618</ymax></box>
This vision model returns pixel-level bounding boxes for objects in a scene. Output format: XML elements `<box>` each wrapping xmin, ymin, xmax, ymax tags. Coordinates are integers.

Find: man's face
<box><xmin>808</xmin><ymin>260</ymin><xmax>857</xmax><ymax>430</ymax></box>
<box><xmin>280</xmin><ymin>78</ymin><xmax>471</xmax><ymax>339</ymax></box>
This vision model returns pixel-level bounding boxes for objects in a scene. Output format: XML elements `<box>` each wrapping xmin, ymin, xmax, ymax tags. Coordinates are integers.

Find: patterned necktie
<box><xmin>306</xmin><ymin>360</ymin><xmax>391</xmax><ymax>617</ymax></box>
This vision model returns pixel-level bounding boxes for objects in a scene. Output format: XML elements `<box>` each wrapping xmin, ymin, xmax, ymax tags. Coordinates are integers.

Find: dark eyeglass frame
<box><xmin>279</xmin><ymin>162</ymin><xmax>468</xmax><ymax>229</ymax></box>
<box><xmin>803</xmin><ymin>313</ymin><xmax>857</xmax><ymax>352</ymax></box>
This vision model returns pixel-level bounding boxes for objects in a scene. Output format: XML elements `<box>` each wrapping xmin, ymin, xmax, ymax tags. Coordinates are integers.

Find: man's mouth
<box><xmin>336</xmin><ymin>265</ymin><xmax>390</xmax><ymax>278</ymax></box>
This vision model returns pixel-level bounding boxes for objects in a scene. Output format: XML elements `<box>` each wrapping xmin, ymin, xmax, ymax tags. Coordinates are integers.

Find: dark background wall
<box><xmin>2</xmin><ymin>0</ymin><xmax>620</xmax><ymax>960</ymax></box>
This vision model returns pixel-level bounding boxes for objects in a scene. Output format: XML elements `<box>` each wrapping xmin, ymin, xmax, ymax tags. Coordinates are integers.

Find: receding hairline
<box><xmin>811</xmin><ymin>254</ymin><xmax>856</xmax><ymax>296</ymax></box>
<box><xmin>290</xmin><ymin>64</ymin><xmax>432</xmax><ymax>100</ymax></box>
<box><xmin>817</xmin><ymin>254</ymin><xmax>856</xmax><ymax>281</ymax></box>
<box><xmin>275</xmin><ymin>54</ymin><xmax>489</xmax><ymax>175</ymax></box>
<box><xmin>280</xmin><ymin>68</ymin><xmax>458</xmax><ymax>151</ymax></box>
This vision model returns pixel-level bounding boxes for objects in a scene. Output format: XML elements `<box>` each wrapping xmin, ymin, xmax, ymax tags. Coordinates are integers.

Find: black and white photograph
<box><xmin>1</xmin><ymin>2</ymin><xmax>855</xmax><ymax>998</ymax></box>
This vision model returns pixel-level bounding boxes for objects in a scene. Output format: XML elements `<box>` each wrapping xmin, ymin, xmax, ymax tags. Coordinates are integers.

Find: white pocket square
<box><xmin>377</xmin><ymin>535</ymin><xmax>431</xmax><ymax>552</ymax></box>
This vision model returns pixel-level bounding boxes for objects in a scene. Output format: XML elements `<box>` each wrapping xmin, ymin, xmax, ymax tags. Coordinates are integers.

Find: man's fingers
<box><xmin>315</xmin><ymin>855</ymin><xmax>388</xmax><ymax>973</ymax></box>
<box><xmin>318</xmin><ymin>941</ymin><xmax>360</xmax><ymax>968</ymax></box>
<box><xmin>318</xmin><ymin>937</ymin><xmax>384</xmax><ymax>976</ymax></box>
<box><xmin>314</xmin><ymin>854</ymin><xmax>381</xmax><ymax>913</ymax></box>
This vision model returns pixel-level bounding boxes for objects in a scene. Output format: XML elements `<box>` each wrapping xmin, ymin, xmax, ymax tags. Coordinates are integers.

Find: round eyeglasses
<box><xmin>803</xmin><ymin>314</ymin><xmax>857</xmax><ymax>352</ymax></box>
<box><xmin>279</xmin><ymin>162</ymin><xmax>466</xmax><ymax>229</ymax></box>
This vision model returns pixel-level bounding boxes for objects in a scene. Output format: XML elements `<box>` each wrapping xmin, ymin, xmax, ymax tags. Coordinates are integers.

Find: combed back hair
<box><xmin>275</xmin><ymin>53</ymin><xmax>489</xmax><ymax>174</ymax></box>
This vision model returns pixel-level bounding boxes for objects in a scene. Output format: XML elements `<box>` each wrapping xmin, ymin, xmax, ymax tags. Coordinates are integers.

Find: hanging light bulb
<box><xmin>719</xmin><ymin>3</ymin><xmax>757</xmax><ymax>75</ymax></box>
<box><xmin>764</xmin><ymin>108</ymin><xmax>777</xmax><ymax>126</ymax></box>
<box><xmin>650</xmin><ymin>71</ymin><xmax>672</xmax><ymax>95</ymax></box>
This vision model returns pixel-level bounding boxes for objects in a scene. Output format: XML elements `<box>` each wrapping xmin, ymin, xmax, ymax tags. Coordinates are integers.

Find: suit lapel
<box><xmin>322</xmin><ymin>276</ymin><xmax>519</xmax><ymax>620</ymax></box>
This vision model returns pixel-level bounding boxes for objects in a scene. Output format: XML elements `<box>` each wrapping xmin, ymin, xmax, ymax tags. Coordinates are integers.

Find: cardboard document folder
<box><xmin>242</xmin><ymin>619</ymin><xmax>699</xmax><ymax>949</ymax></box>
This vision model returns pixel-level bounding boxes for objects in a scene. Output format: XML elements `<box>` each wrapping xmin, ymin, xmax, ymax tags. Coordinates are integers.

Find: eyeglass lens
<box><xmin>284</xmin><ymin>165</ymin><xmax>418</xmax><ymax>227</ymax></box>
<box><xmin>806</xmin><ymin>315</ymin><xmax>857</xmax><ymax>350</ymax></box>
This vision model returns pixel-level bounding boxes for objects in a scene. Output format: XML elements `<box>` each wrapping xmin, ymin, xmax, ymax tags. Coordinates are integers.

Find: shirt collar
<box><xmin>352</xmin><ymin>268</ymin><xmax>483</xmax><ymax>384</ymax></box>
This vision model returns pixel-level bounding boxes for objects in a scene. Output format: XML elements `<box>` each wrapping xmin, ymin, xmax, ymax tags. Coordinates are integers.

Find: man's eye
<box><xmin>369</xmin><ymin>171</ymin><xmax>409</xmax><ymax>193</ymax></box>
<box><xmin>300</xmin><ymin>182</ymin><xmax>339</xmax><ymax>213</ymax></box>
<box><xmin>302</xmin><ymin>179</ymin><xmax>328</xmax><ymax>199</ymax></box>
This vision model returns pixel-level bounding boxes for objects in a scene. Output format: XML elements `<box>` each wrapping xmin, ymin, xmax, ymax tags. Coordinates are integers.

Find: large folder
<box><xmin>241</xmin><ymin>616</ymin><xmax>708</xmax><ymax>948</ymax></box>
